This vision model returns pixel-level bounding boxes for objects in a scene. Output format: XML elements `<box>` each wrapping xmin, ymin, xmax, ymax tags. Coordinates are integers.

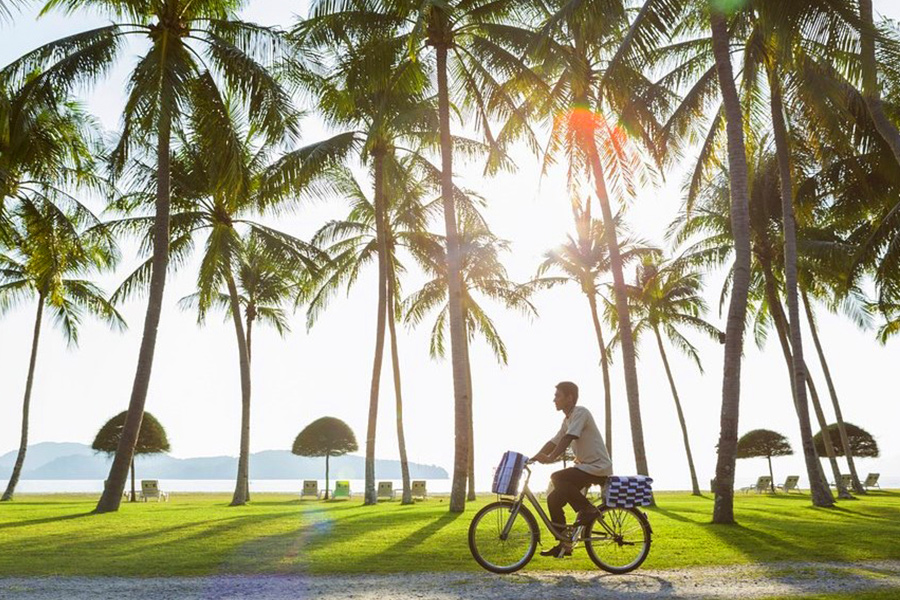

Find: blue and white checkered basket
<box><xmin>604</xmin><ymin>475</ymin><xmax>654</xmax><ymax>508</ymax></box>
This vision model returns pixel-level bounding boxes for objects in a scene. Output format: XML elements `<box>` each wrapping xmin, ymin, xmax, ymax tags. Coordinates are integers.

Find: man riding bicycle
<box><xmin>529</xmin><ymin>381</ymin><xmax>611</xmax><ymax>558</ymax></box>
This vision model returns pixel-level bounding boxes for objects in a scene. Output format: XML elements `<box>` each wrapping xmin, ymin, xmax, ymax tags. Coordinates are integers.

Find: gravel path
<box><xmin>2</xmin><ymin>561</ymin><xmax>899</xmax><ymax>600</ymax></box>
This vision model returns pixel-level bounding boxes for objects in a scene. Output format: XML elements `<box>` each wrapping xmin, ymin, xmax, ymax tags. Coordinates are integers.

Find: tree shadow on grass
<box><xmin>0</xmin><ymin>511</ymin><xmax>93</xmax><ymax>530</ymax></box>
<box><xmin>650</xmin><ymin>506</ymin><xmax>697</xmax><ymax>525</ymax></box>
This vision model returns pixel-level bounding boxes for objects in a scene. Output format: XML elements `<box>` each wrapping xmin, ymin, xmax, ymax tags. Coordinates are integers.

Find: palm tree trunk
<box><xmin>760</xmin><ymin>265</ymin><xmax>847</xmax><ymax>499</ymax></box>
<box><xmin>710</xmin><ymin>9</ymin><xmax>753</xmax><ymax>524</ymax></box>
<box><xmin>1</xmin><ymin>298</ymin><xmax>44</xmax><ymax>501</ymax></box>
<box><xmin>768</xmin><ymin>68</ymin><xmax>834</xmax><ymax>508</ymax></box>
<box><xmin>130</xmin><ymin>457</ymin><xmax>136</xmax><ymax>502</ymax></box>
<box><xmin>386</xmin><ymin>274</ymin><xmax>412</xmax><ymax>505</ymax></box>
<box><xmin>801</xmin><ymin>290</ymin><xmax>864</xmax><ymax>494</ymax></box>
<box><xmin>365</xmin><ymin>148</ymin><xmax>389</xmax><ymax>506</ymax></box>
<box><xmin>587</xmin><ymin>293</ymin><xmax>613</xmax><ymax>458</ymax></box>
<box><xmin>584</xmin><ymin>137</ymin><xmax>648</xmax><ymax>477</ymax></box>
<box><xmin>227</xmin><ymin>272</ymin><xmax>252</xmax><ymax>506</ymax></box>
<box><xmin>653</xmin><ymin>326</ymin><xmax>701</xmax><ymax>496</ymax></box>
<box><xmin>435</xmin><ymin>41</ymin><xmax>471</xmax><ymax>513</ymax></box>
<box><xmin>96</xmin><ymin>105</ymin><xmax>173</xmax><ymax>514</ymax></box>
<box><xmin>466</xmin><ymin>341</ymin><xmax>476</xmax><ymax>501</ymax></box>
<box><xmin>325</xmin><ymin>454</ymin><xmax>330</xmax><ymax>500</ymax></box>
<box><xmin>806</xmin><ymin>373</ymin><xmax>853</xmax><ymax>499</ymax></box>
<box><xmin>246</xmin><ymin>311</ymin><xmax>254</xmax><ymax>365</ymax></box>
<box><xmin>859</xmin><ymin>0</ymin><xmax>900</xmax><ymax>166</ymax></box>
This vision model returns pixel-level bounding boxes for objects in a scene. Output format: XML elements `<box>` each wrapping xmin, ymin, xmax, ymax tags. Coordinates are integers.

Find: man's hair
<box><xmin>556</xmin><ymin>381</ymin><xmax>579</xmax><ymax>402</ymax></box>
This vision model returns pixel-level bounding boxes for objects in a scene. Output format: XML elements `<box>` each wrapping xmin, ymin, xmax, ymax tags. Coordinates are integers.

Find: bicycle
<box><xmin>468</xmin><ymin>461</ymin><xmax>652</xmax><ymax>574</ymax></box>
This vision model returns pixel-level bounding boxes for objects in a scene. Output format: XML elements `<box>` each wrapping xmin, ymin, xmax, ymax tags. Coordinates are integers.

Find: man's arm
<box><xmin>531</xmin><ymin>435</ymin><xmax>577</xmax><ymax>464</ymax></box>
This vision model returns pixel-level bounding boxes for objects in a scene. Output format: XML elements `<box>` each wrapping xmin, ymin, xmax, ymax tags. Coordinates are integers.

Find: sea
<box><xmin>1</xmin><ymin>474</ymin><xmax>896</xmax><ymax>494</ymax></box>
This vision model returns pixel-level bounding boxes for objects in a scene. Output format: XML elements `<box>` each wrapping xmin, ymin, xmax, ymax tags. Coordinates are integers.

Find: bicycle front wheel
<box><xmin>468</xmin><ymin>501</ymin><xmax>538</xmax><ymax>574</ymax></box>
<box><xmin>584</xmin><ymin>506</ymin><xmax>652</xmax><ymax>574</ymax></box>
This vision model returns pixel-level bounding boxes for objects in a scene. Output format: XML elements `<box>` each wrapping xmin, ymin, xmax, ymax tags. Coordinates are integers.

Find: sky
<box><xmin>1</xmin><ymin>1</ymin><xmax>899</xmax><ymax>492</ymax></box>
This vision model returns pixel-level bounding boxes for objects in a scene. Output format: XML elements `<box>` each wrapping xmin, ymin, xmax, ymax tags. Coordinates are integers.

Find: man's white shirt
<box><xmin>550</xmin><ymin>405</ymin><xmax>613</xmax><ymax>476</ymax></box>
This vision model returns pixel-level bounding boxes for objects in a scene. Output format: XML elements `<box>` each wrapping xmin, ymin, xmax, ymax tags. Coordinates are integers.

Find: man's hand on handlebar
<box><xmin>529</xmin><ymin>453</ymin><xmax>551</xmax><ymax>464</ymax></box>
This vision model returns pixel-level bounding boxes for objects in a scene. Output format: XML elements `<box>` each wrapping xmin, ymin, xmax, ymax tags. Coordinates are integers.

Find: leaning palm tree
<box><xmin>615</xmin><ymin>258</ymin><xmax>723</xmax><ymax>496</ymax></box>
<box><xmin>672</xmin><ymin>140</ymin><xmax>856</xmax><ymax>501</ymax></box>
<box><xmin>524</xmin><ymin>0</ymin><xmax>665</xmax><ymax>479</ymax></box>
<box><xmin>303</xmin><ymin>0</ymin><xmax>536</xmax><ymax>511</ymax></box>
<box><xmin>110</xmin><ymin>109</ymin><xmax>325</xmax><ymax>507</ymax></box>
<box><xmin>0</xmin><ymin>200</ymin><xmax>124</xmax><ymax>501</ymax></box>
<box><xmin>532</xmin><ymin>208</ymin><xmax>655</xmax><ymax>460</ymax></box>
<box><xmin>5</xmin><ymin>0</ymin><xmax>297</xmax><ymax>513</ymax></box>
<box><xmin>405</xmin><ymin>212</ymin><xmax>538</xmax><ymax>500</ymax></box>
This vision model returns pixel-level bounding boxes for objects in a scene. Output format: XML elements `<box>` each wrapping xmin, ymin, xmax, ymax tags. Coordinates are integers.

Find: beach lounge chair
<box><xmin>830</xmin><ymin>474</ymin><xmax>853</xmax><ymax>490</ymax></box>
<box><xmin>411</xmin><ymin>480</ymin><xmax>427</xmax><ymax>500</ymax></box>
<box><xmin>139</xmin><ymin>480</ymin><xmax>169</xmax><ymax>502</ymax></box>
<box><xmin>377</xmin><ymin>481</ymin><xmax>396</xmax><ymax>501</ymax></box>
<box><xmin>863</xmin><ymin>473</ymin><xmax>881</xmax><ymax>490</ymax></box>
<box><xmin>740</xmin><ymin>476</ymin><xmax>772</xmax><ymax>494</ymax></box>
<box><xmin>331</xmin><ymin>480</ymin><xmax>351</xmax><ymax>500</ymax></box>
<box><xmin>776</xmin><ymin>475</ymin><xmax>801</xmax><ymax>493</ymax></box>
<box><xmin>300</xmin><ymin>480</ymin><xmax>321</xmax><ymax>500</ymax></box>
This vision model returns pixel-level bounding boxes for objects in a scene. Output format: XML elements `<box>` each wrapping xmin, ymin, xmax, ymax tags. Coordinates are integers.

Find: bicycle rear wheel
<box><xmin>584</xmin><ymin>506</ymin><xmax>651</xmax><ymax>574</ymax></box>
<box><xmin>468</xmin><ymin>501</ymin><xmax>538</xmax><ymax>574</ymax></box>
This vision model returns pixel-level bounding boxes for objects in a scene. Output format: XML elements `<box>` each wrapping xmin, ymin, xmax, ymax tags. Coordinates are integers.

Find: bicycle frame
<box><xmin>499</xmin><ymin>464</ymin><xmax>618</xmax><ymax>545</ymax></box>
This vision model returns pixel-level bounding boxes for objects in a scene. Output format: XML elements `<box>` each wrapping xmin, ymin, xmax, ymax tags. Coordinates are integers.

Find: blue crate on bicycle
<box><xmin>492</xmin><ymin>451</ymin><xmax>528</xmax><ymax>495</ymax></box>
<box><xmin>604</xmin><ymin>475</ymin><xmax>654</xmax><ymax>508</ymax></box>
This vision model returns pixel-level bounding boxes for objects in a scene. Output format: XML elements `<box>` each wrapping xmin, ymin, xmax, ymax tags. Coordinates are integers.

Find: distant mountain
<box><xmin>0</xmin><ymin>442</ymin><xmax>448</xmax><ymax>480</ymax></box>
<box><xmin>0</xmin><ymin>442</ymin><xmax>94</xmax><ymax>472</ymax></box>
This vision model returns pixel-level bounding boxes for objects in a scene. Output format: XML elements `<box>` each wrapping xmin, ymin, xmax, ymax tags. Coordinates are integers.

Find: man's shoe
<box><xmin>539</xmin><ymin>543</ymin><xmax>573</xmax><ymax>558</ymax></box>
<box><xmin>573</xmin><ymin>507</ymin><xmax>601</xmax><ymax>526</ymax></box>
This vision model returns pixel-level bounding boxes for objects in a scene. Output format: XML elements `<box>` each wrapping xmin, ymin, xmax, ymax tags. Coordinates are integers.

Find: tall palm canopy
<box><xmin>5</xmin><ymin>0</ymin><xmax>299</xmax><ymax>514</ymax></box>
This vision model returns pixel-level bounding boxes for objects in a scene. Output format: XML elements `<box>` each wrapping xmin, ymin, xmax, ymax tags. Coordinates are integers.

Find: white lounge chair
<box><xmin>863</xmin><ymin>473</ymin><xmax>881</xmax><ymax>490</ymax></box>
<box><xmin>740</xmin><ymin>476</ymin><xmax>772</xmax><ymax>494</ymax></box>
<box><xmin>300</xmin><ymin>480</ymin><xmax>322</xmax><ymax>500</ymax></box>
<box><xmin>411</xmin><ymin>480</ymin><xmax>427</xmax><ymax>500</ymax></box>
<box><xmin>377</xmin><ymin>481</ymin><xmax>396</xmax><ymax>501</ymax></box>
<box><xmin>139</xmin><ymin>479</ymin><xmax>169</xmax><ymax>502</ymax></box>
<box><xmin>776</xmin><ymin>475</ymin><xmax>801</xmax><ymax>494</ymax></box>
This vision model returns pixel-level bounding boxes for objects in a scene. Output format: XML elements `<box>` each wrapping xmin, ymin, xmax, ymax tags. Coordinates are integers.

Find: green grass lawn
<box><xmin>0</xmin><ymin>491</ymin><xmax>897</xmax><ymax>576</ymax></box>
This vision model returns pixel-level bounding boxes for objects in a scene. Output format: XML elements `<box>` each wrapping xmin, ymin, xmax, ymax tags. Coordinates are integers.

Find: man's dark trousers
<box><xmin>547</xmin><ymin>467</ymin><xmax>605</xmax><ymax>526</ymax></box>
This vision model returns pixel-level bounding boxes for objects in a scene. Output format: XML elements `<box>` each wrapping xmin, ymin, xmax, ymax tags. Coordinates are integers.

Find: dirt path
<box><xmin>2</xmin><ymin>561</ymin><xmax>899</xmax><ymax>599</ymax></box>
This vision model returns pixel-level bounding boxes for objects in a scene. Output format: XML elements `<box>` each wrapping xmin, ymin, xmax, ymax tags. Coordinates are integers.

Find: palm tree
<box><xmin>858</xmin><ymin>0</ymin><xmax>900</xmax><ymax>166</ymax></box>
<box><xmin>306</xmin><ymin>160</ymin><xmax>431</xmax><ymax>505</ymax></box>
<box><xmin>291</xmin><ymin>27</ymin><xmax>439</xmax><ymax>505</ymax></box>
<box><xmin>177</xmin><ymin>233</ymin><xmax>301</xmax><ymax>506</ymax></box>
<box><xmin>701</xmin><ymin>4</ymin><xmax>754</xmax><ymax>524</ymax></box>
<box><xmin>615</xmin><ymin>258</ymin><xmax>722</xmax><ymax>496</ymax></box>
<box><xmin>110</xmin><ymin>110</ymin><xmax>325</xmax><ymax>507</ymax></box>
<box><xmin>525</xmin><ymin>0</ymin><xmax>665</xmax><ymax>479</ymax></box>
<box><xmin>0</xmin><ymin>200</ymin><xmax>124</xmax><ymax>501</ymax></box>
<box><xmin>6</xmin><ymin>0</ymin><xmax>297</xmax><ymax>513</ymax></box>
<box><xmin>0</xmin><ymin>80</ymin><xmax>105</xmax><ymax>249</ymax></box>
<box><xmin>533</xmin><ymin>208</ymin><xmax>655</xmax><ymax>460</ymax></box>
<box><xmin>673</xmin><ymin>141</ymin><xmax>854</xmax><ymax>500</ymax></box>
<box><xmin>304</xmin><ymin>0</ymin><xmax>536</xmax><ymax>511</ymax></box>
<box><xmin>405</xmin><ymin>211</ymin><xmax>537</xmax><ymax>500</ymax></box>
<box><xmin>875</xmin><ymin>298</ymin><xmax>900</xmax><ymax>343</ymax></box>
<box><xmin>801</xmin><ymin>288</ymin><xmax>867</xmax><ymax>494</ymax></box>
